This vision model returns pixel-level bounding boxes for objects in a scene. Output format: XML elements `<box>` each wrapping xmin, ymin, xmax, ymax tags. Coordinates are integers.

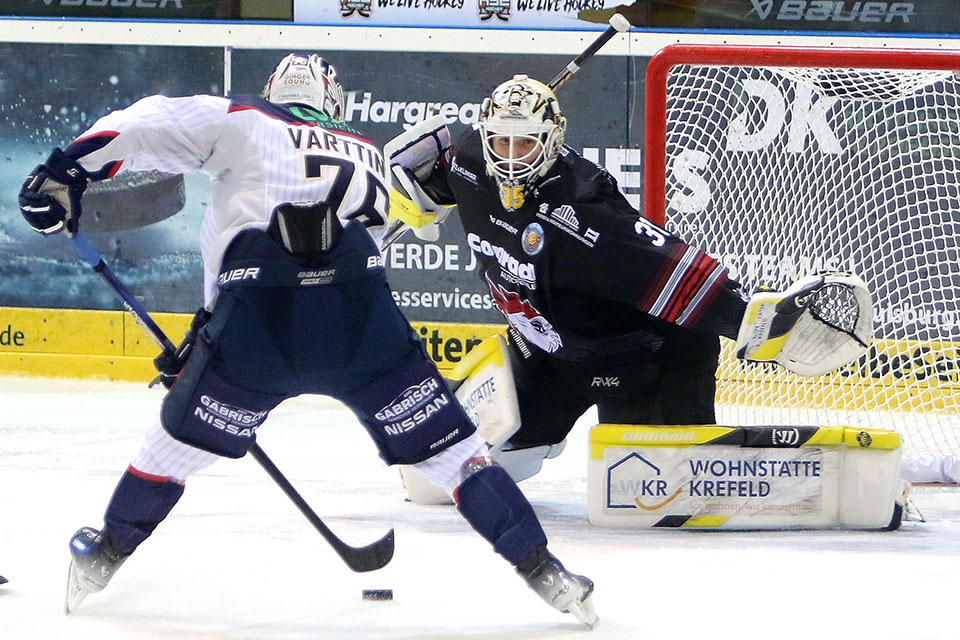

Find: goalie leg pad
<box><xmin>450</xmin><ymin>334</ymin><xmax>521</xmax><ymax>449</ymax></box>
<box><xmin>491</xmin><ymin>440</ymin><xmax>567</xmax><ymax>483</ymax></box>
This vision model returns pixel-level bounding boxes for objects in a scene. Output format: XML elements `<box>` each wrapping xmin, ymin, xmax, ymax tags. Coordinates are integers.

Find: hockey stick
<box><xmin>546</xmin><ymin>13</ymin><xmax>631</xmax><ymax>92</ymax></box>
<box><xmin>380</xmin><ymin>13</ymin><xmax>630</xmax><ymax>250</ymax></box>
<box><xmin>69</xmin><ymin>232</ymin><xmax>395</xmax><ymax>573</ymax></box>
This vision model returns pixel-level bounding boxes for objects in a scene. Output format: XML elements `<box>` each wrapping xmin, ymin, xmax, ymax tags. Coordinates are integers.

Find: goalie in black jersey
<box><xmin>387</xmin><ymin>74</ymin><xmax>873</xmax><ymax>486</ymax></box>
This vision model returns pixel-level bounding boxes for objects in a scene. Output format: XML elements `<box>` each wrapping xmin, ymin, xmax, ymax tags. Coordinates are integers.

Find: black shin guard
<box><xmin>455</xmin><ymin>463</ymin><xmax>547</xmax><ymax>566</ymax></box>
<box><xmin>103</xmin><ymin>468</ymin><xmax>185</xmax><ymax>552</ymax></box>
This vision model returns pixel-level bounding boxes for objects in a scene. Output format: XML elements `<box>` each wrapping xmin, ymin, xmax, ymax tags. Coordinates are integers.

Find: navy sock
<box><xmin>455</xmin><ymin>465</ymin><xmax>547</xmax><ymax>566</ymax></box>
<box><xmin>103</xmin><ymin>467</ymin><xmax>185</xmax><ymax>552</ymax></box>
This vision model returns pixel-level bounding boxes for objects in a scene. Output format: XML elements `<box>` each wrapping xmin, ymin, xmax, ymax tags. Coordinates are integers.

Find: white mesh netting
<box><xmin>659</xmin><ymin>58</ymin><xmax>960</xmax><ymax>479</ymax></box>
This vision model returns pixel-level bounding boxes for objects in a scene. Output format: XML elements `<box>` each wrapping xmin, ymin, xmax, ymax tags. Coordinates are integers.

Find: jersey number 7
<box><xmin>305</xmin><ymin>155</ymin><xmax>389</xmax><ymax>228</ymax></box>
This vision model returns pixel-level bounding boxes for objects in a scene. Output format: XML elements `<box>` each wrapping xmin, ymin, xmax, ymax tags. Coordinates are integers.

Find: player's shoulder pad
<box><xmin>449</xmin><ymin>127</ymin><xmax>485</xmax><ymax>177</ymax></box>
<box><xmin>547</xmin><ymin>145</ymin><xmax>622</xmax><ymax>203</ymax></box>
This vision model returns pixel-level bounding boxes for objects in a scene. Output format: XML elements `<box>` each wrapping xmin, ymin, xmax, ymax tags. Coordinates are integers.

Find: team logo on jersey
<box><xmin>521</xmin><ymin>223</ymin><xmax>544</xmax><ymax>256</ymax></box>
<box><xmin>536</xmin><ymin>204</ymin><xmax>600</xmax><ymax>248</ymax></box>
<box><xmin>550</xmin><ymin>204</ymin><xmax>580</xmax><ymax>231</ymax></box>
<box><xmin>487</xmin><ymin>277</ymin><xmax>562</xmax><ymax>353</ymax></box>
<box><xmin>340</xmin><ymin>0</ymin><xmax>372</xmax><ymax>17</ymax></box>
<box><xmin>479</xmin><ymin>0</ymin><xmax>510</xmax><ymax>21</ymax></box>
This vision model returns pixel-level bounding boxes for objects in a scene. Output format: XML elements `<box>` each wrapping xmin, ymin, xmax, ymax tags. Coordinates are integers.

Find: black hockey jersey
<box><xmin>428</xmin><ymin>128</ymin><xmax>746</xmax><ymax>364</ymax></box>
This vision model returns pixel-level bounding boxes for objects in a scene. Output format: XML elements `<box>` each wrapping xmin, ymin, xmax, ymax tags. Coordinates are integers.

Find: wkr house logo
<box><xmin>605</xmin><ymin>453</ymin><xmax>684</xmax><ymax>511</ymax></box>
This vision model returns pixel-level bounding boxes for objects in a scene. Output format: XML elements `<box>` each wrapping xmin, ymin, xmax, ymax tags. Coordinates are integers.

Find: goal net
<box><xmin>644</xmin><ymin>45</ymin><xmax>960</xmax><ymax>483</ymax></box>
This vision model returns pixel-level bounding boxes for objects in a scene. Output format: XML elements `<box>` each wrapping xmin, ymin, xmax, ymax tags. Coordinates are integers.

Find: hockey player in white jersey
<box><xmin>18</xmin><ymin>53</ymin><xmax>597</xmax><ymax>627</ymax></box>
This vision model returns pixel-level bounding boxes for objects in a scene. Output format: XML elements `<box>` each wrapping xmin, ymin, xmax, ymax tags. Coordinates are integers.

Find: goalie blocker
<box><xmin>589</xmin><ymin>424</ymin><xmax>908</xmax><ymax>530</ymax></box>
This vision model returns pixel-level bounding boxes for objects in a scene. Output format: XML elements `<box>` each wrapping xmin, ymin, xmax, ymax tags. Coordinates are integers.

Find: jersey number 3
<box><xmin>305</xmin><ymin>155</ymin><xmax>389</xmax><ymax>228</ymax></box>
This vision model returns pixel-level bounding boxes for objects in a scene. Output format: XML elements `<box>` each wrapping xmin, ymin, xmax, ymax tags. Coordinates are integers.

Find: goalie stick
<box><xmin>380</xmin><ymin>13</ymin><xmax>631</xmax><ymax>250</ymax></box>
<box><xmin>69</xmin><ymin>232</ymin><xmax>395</xmax><ymax>573</ymax></box>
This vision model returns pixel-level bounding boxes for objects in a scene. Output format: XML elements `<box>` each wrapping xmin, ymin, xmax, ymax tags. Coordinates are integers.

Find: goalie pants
<box><xmin>102</xmin><ymin>223</ymin><xmax>549</xmax><ymax>566</ymax></box>
<box><xmin>505</xmin><ymin>331</ymin><xmax>720</xmax><ymax>449</ymax></box>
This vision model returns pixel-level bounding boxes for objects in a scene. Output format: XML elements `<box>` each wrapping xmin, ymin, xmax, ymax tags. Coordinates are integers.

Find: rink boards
<box><xmin>0</xmin><ymin>305</ymin><xmax>503</xmax><ymax>380</ymax></box>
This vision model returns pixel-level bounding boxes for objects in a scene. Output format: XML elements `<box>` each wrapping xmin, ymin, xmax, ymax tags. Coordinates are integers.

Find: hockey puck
<box><xmin>362</xmin><ymin>589</ymin><xmax>393</xmax><ymax>601</ymax></box>
<box><xmin>0</xmin><ymin>575</ymin><xmax>7</xmax><ymax>585</ymax></box>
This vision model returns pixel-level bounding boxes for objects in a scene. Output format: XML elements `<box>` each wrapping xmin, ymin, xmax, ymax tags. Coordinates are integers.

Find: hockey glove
<box><xmin>388</xmin><ymin>164</ymin><xmax>453</xmax><ymax>242</ymax></box>
<box><xmin>19</xmin><ymin>148</ymin><xmax>89</xmax><ymax>236</ymax></box>
<box><xmin>735</xmin><ymin>273</ymin><xmax>872</xmax><ymax>376</ymax></box>
<box><xmin>152</xmin><ymin>307</ymin><xmax>212</xmax><ymax>389</ymax></box>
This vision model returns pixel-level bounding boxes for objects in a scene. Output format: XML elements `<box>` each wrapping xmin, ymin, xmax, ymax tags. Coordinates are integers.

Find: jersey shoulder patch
<box><xmin>227</xmin><ymin>95</ymin><xmax>368</xmax><ymax>138</ymax></box>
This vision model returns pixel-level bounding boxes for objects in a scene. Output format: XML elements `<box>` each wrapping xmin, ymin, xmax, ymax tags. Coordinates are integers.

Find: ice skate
<box><xmin>518</xmin><ymin>547</ymin><xmax>598</xmax><ymax>629</ymax></box>
<box><xmin>65</xmin><ymin>527</ymin><xmax>131</xmax><ymax>614</ymax></box>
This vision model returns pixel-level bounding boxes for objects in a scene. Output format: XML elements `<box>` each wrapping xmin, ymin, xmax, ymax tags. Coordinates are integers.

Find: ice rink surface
<box><xmin>2</xmin><ymin>375</ymin><xmax>959</xmax><ymax>640</ymax></box>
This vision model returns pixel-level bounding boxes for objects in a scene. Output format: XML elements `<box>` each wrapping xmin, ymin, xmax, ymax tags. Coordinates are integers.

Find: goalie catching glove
<box><xmin>19</xmin><ymin>148</ymin><xmax>89</xmax><ymax>236</ymax></box>
<box><xmin>735</xmin><ymin>272</ymin><xmax>872</xmax><ymax>376</ymax></box>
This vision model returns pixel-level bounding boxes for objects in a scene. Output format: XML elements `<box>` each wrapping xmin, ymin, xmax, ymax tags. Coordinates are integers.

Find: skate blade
<box><xmin>65</xmin><ymin>561</ymin><xmax>89</xmax><ymax>615</ymax></box>
<box><xmin>565</xmin><ymin>586</ymin><xmax>598</xmax><ymax>629</ymax></box>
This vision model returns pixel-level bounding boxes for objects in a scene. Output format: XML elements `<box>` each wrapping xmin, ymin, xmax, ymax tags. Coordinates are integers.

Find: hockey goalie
<box><xmin>384</xmin><ymin>83</ymin><xmax>882</xmax><ymax>523</ymax></box>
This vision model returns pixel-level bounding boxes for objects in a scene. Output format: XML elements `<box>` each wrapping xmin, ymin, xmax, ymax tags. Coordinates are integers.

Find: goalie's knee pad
<box><xmin>492</xmin><ymin>439</ymin><xmax>567</xmax><ymax>483</ymax></box>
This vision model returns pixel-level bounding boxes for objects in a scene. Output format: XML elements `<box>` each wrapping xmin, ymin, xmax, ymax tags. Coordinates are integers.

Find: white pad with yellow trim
<box><xmin>588</xmin><ymin>424</ymin><xmax>907</xmax><ymax>530</ymax></box>
<box><xmin>384</xmin><ymin>114</ymin><xmax>454</xmax><ymax>243</ymax></box>
<box><xmin>388</xmin><ymin>165</ymin><xmax>452</xmax><ymax>242</ymax></box>
<box><xmin>736</xmin><ymin>273</ymin><xmax>872</xmax><ymax>376</ymax></box>
<box><xmin>399</xmin><ymin>334</ymin><xmax>521</xmax><ymax>504</ymax></box>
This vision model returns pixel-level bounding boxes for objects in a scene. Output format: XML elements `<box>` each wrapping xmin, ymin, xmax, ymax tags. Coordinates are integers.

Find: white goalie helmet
<box><xmin>479</xmin><ymin>74</ymin><xmax>567</xmax><ymax>211</ymax></box>
<box><xmin>264</xmin><ymin>53</ymin><xmax>345</xmax><ymax>120</ymax></box>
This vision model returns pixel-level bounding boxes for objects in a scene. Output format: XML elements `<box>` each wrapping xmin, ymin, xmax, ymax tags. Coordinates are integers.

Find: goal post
<box><xmin>643</xmin><ymin>44</ymin><xmax>960</xmax><ymax>482</ymax></box>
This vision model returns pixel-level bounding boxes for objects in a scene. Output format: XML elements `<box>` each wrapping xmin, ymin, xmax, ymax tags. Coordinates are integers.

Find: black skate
<box><xmin>65</xmin><ymin>527</ymin><xmax>131</xmax><ymax>614</ymax></box>
<box><xmin>518</xmin><ymin>547</ymin><xmax>598</xmax><ymax>629</ymax></box>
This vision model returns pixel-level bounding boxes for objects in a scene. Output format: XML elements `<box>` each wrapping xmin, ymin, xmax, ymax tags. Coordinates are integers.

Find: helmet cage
<box><xmin>264</xmin><ymin>53</ymin><xmax>345</xmax><ymax>120</ymax></box>
<box><xmin>478</xmin><ymin>75</ymin><xmax>566</xmax><ymax>206</ymax></box>
<box><xmin>479</xmin><ymin>121</ymin><xmax>558</xmax><ymax>186</ymax></box>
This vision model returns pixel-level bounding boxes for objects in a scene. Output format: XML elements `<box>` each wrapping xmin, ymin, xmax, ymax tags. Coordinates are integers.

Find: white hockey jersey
<box><xmin>65</xmin><ymin>94</ymin><xmax>389</xmax><ymax>305</ymax></box>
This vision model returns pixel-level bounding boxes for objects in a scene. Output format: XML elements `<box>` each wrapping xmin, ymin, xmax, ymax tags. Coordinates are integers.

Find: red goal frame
<box><xmin>642</xmin><ymin>44</ymin><xmax>960</xmax><ymax>226</ymax></box>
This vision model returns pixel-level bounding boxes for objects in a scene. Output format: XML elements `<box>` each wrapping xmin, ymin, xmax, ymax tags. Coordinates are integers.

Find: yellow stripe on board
<box><xmin>0</xmin><ymin>306</ymin><xmax>506</xmax><ymax>381</ymax></box>
<box><xmin>681</xmin><ymin>515</ymin><xmax>730</xmax><ymax>528</ymax></box>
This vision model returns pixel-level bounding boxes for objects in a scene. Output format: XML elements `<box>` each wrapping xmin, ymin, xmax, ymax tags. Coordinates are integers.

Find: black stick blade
<box><xmin>339</xmin><ymin>528</ymin><xmax>395</xmax><ymax>573</ymax></box>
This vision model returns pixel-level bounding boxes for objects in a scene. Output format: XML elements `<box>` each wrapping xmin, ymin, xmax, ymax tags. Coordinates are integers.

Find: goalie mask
<box><xmin>479</xmin><ymin>75</ymin><xmax>566</xmax><ymax>212</ymax></box>
<box><xmin>264</xmin><ymin>53</ymin><xmax>345</xmax><ymax>121</ymax></box>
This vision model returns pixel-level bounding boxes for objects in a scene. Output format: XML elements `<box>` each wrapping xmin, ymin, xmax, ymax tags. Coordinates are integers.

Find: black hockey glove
<box><xmin>19</xmin><ymin>148</ymin><xmax>89</xmax><ymax>236</ymax></box>
<box><xmin>152</xmin><ymin>307</ymin><xmax>212</xmax><ymax>389</ymax></box>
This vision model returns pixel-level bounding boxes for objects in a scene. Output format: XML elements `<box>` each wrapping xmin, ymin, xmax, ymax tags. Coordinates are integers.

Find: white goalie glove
<box><xmin>388</xmin><ymin>164</ymin><xmax>452</xmax><ymax>242</ymax></box>
<box><xmin>735</xmin><ymin>272</ymin><xmax>873</xmax><ymax>376</ymax></box>
<box><xmin>383</xmin><ymin>115</ymin><xmax>454</xmax><ymax>244</ymax></box>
